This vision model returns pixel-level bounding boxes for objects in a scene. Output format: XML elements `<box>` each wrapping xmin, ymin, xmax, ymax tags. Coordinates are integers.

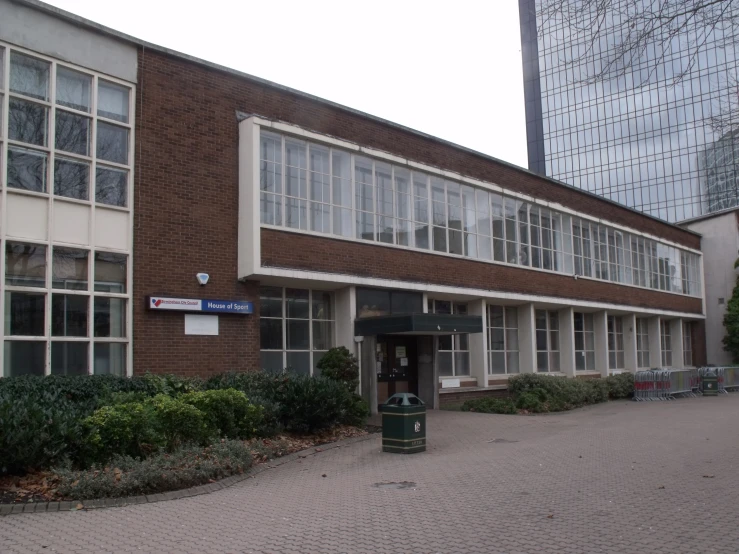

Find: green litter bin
<box><xmin>702</xmin><ymin>370</ymin><xmax>719</xmax><ymax>396</ymax></box>
<box><xmin>381</xmin><ymin>393</ymin><xmax>426</xmax><ymax>454</ymax></box>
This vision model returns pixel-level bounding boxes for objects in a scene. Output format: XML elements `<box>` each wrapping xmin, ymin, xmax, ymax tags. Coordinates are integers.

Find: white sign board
<box><xmin>441</xmin><ymin>378</ymin><xmax>461</xmax><ymax>389</ymax></box>
<box><xmin>184</xmin><ymin>314</ymin><xmax>219</xmax><ymax>336</ymax></box>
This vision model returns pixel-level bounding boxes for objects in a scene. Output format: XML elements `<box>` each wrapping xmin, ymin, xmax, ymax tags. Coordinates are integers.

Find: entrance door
<box><xmin>376</xmin><ymin>335</ymin><xmax>418</xmax><ymax>407</ymax></box>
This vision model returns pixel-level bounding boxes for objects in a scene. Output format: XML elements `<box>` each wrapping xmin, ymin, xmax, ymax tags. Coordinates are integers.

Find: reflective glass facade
<box><xmin>519</xmin><ymin>0</ymin><xmax>739</xmax><ymax>222</ymax></box>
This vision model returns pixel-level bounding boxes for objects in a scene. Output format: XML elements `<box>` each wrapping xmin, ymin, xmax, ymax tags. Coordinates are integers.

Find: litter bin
<box><xmin>702</xmin><ymin>370</ymin><xmax>719</xmax><ymax>396</ymax></box>
<box><xmin>381</xmin><ymin>393</ymin><xmax>426</xmax><ymax>454</ymax></box>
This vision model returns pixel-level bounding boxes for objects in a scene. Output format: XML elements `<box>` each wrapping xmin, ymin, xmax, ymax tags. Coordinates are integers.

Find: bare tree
<box><xmin>534</xmin><ymin>0</ymin><xmax>739</xmax><ymax>131</ymax></box>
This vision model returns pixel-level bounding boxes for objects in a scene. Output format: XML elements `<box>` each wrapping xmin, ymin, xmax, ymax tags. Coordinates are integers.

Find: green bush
<box><xmin>316</xmin><ymin>347</ymin><xmax>359</xmax><ymax>392</ymax></box>
<box><xmin>55</xmin><ymin>440</ymin><xmax>253</xmax><ymax>499</ymax></box>
<box><xmin>516</xmin><ymin>391</ymin><xmax>545</xmax><ymax>412</ymax></box>
<box><xmin>508</xmin><ymin>373</ymin><xmax>609</xmax><ymax>412</ymax></box>
<box><xmin>84</xmin><ymin>402</ymin><xmax>162</xmax><ymax>462</ymax></box>
<box><xmin>146</xmin><ymin>394</ymin><xmax>210</xmax><ymax>450</ymax></box>
<box><xmin>247</xmin><ymin>396</ymin><xmax>283</xmax><ymax>437</ymax></box>
<box><xmin>605</xmin><ymin>372</ymin><xmax>634</xmax><ymax>399</ymax></box>
<box><xmin>460</xmin><ymin>397</ymin><xmax>517</xmax><ymax>414</ymax></box>
<box><xmin>180</xmin><ymin>389</ymin><xmax>263</xmax><ymax>440</ymax></box>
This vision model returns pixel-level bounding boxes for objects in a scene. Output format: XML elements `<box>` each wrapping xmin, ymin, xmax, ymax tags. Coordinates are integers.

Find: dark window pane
<box><xmin>312</xmin><ymin>292</ymin><xmax>333</xmax><ymax>320</ymax></box>
<box><xmin>5</xmin><ymin>292</ymin><xmax>45</xmax><ymax>336</ymax></box>
<box><xmin>260</xmin><ymin>351</ymin><xmax>283</xmax><ymax>372</ymax></box>
<box><xmin>94</xmin><ymin>252</ymin><xmax>127</xmax><ymax>292</ymax></box>
<box><xmin>54</xmin><ymin>157</ymin><xmax>89</xmax><ymax>200</ymax></box>
<box><xmin>10</xmin><ymin>52</ymin><xmax>49</xmax><ymax>100</ymax></box>
<box><xmin>51</xmin><ymin>341</ymin><xmax>88</xmax><ymax>375</ymax></box>
<box><xmin>93</xmin><ymin>342</ymin><xmax>126</xmax><ymax>375</ymax></box>
<box><xmin>55</xmin><ymin>110</ymin><xmax>90</xmax><ymax>155</ymax></box>
<box><xmin>259</xmin><ymin>286</ymin><xmax>283</xmax><ymax>318</ymax></box>
<box><xmin>4</xmin><ymin>341</ymin><xmax>46</xmax><ymax>376</ymax></box>
<box><xmin>7</xmin><ymin>146</ymin><xmax>47</xmax><ymax>192</ymax></box>
<box><xmin>94</xmin><ymin>297</ymin><xmax>126</xmax><ymax>337</ymax></box>
<box><xmin>98</xmin><ymin>80</ymin><xmax>129</xmax><ymax>123</ymax></box>
<box><xmin>312</xmin><ymin>321</ymin><xmax>333</xmax><ymax>350</ymax></box>
<box><xmin>5</xmin><ymin>242</ymin><xmax>46</xmax><ymax>287</ymax></box>
<box><xmin>52</xmin><ymin>294</ymin><xmax>88</xmax><ymax>336</ymax></box>
<box><xmin>285</xmin><ymin>288</ymin><xmax>309</xmax><ymax>319</ymax></box>
<box><xmin>391</xmin><ymin>291</ymin><xmax>422</xmax><ymax>314</ymax></box>
<box><xmin>56</xmin><ymin>66</ymin><xmax>91</xmax><ymax>112</ymax></box>
<box><xmin>286</xmin><ymin>352</ymin><xmax>310</xmax><ymax>374</ymax></box>
<box><xmin>52</xmin><ymin>247</ymin><xmax>88</xmax><ymax>290</ymax></box>
<box><xmin>286</xmin><ymin>320</ymin><xmax>310</xmax><ymax>350</ymax></box>
<box><xmin>260</xmin><ymin>318</ymin><xmax>283</xmax><ymax>350</ymax></box>
<box><xmin>95</xmin><ymin>166</ymin><xmax>127</xmax><ymax>207</ymax></box>
<box><xmin>357</xmin><ymin>288</ymin><xmax>390</xmax><ymax>317</ymax></box>
<box><xmin>96</xmin><ymin>122</ymin><xmax>128</xmax><ymax>164</ymax></box>
<box><xmin>9</xmin><ymin>98</ymin><xmax>48</xmax><ymax>146</ymax></box>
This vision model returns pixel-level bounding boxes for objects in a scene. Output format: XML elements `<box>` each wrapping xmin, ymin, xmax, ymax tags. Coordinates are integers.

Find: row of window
<box><xmin>0</xmin><ymin>45</ymin><xmax>131</xmax><ymax>207</ymax></box>
<box><xmin>259</xmin><ymin>131</ymin><xmax>702</xmax><ymax>296</ymax></box>
<box><xmin>257</xmin><ymin>287</ymin><xmax>695</xmax><ymax>377</ymax></box>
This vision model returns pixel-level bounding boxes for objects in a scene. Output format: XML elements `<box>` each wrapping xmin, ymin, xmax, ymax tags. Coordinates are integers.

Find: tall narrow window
<box><xmin>660</xmin><ymin>320</ymin><xmax>672</xmax><ymax>367</ymax></box>
<box><xmin>355</xmin><ymin>157</ymin><xmax>374</xmax><ymax>241</ymax></box>
<box><xmin>285</xmin><ymin>139</ymin><xmax>308</xmax><ymax>230</ymax></box>
<box><xmin>259</xmin><ymin>131</ymin><xmax>282</xmax><ymax>225</ymax></box>
<box><xmin>309</xmin><ymin>144</ymin><xmax>331</xmax><ymax>234</ymax></box>
<box><xmin>607</xmin><ymin>315</ymin><xmax>625</xmax><ymax>371</ymax></box>
<box><xmin>536</xmin><ymin>309</ymin><xmax>560</xmax><ymax>372</ymax></box>
<box><xmin>636</xmin><ymin>318</ymin><xmax>650</xmax><ymax>368</ymax></box>
<box><xmin>574</xmin><ymin>312</ymin><xmax>595</xmax><ymax>371</ymax></box>
<box><xmin>683</xmin><ymin>322</ymin><xmax>693</xmax><ymax>366</ymax></box>
<box><xmin>487</xmin><ymin>305</ymin><xmax>519</xmax><ymax>374</ymax></box>
<box><xmin>412</xmin><ymin>172</ymin><xmax>430</xmax><ymax>249</ymax></box>
<box><xmin>430</xmin><ymin>300</ymin><xmax>469</xmax><ymax>377</ymax></box>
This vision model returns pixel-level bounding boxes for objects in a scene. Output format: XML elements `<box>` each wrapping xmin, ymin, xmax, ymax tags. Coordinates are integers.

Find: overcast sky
<box><xmin>45</xmin><ymin>0</ymin><xmax>528</xmax><ymax>168</ymax></box>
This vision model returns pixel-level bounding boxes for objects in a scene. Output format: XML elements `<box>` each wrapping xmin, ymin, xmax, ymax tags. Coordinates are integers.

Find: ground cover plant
<box><xmin>0</xmin><ymin>348</ymin><xmax>369</xmax><ymax>502</ymax></box>
<box><xmin>461</xmin><ymin>373</ymin><xmax>634</xmax><ymax>414</ymax></box>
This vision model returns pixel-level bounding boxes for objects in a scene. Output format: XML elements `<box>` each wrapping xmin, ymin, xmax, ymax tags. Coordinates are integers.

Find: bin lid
<box><xmin>385</xmin><ymin>393</ymin><xmax>425</xmax><ymax>406</ymax></box>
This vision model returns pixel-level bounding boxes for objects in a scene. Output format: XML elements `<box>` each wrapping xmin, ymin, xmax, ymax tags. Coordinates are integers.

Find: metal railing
<box><xmin>633</xmin><ymin>368</ymin><xmax>698</xmax><ymax>401</ymax></box>
<box><xmin>697</xmin><ymin>366</ymin><xmax>739</xmax><ymax>394</ymax></box>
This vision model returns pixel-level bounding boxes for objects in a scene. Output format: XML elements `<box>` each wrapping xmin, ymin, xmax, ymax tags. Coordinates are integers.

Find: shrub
<box><xmin>516</xmin><ymin>391</ymin><xmax>545</xmax><ymax>412</ymax></box>
<box><xmin>247</xmin><ymin>396</ymin><xmax>283</xmax><ymax>437</ymax></box>
<box><xmin>180</xmin><ymin>389</ymin><xmax>263</xmax><ymax>440</ymax></box>
<box><xmin>460</xmin><ymin>397</ymin><xmax>517</xmax><ymax>414</ymax></box>
<box><xmin>55</xmin><ymin>440</ymin><xmax>253</xmax><ymax>499</ymax></box>
<box><xmin>84</xmin><ymin>402</ymin><xmax>162</xmax><ymax>462</ymax></box>
<box><xmin>0</xmin><ymin>391</ymin><xmax>90</xmax><ymax>474</ymax></box>
<box><xmin>275</xmin><ymin>374</ymin><xmax>350</xmax><ymax>432</ymax></box>
<box><xmin>146</xmin><ymin>395</ymin><xmax>210</xmax><ymax>450</ymax></box>
<box><xmin>316</xmin><ymin>347</ymin><xmax>360</xmax><ymax>392</ymax></box>
<box><xmin>605</xmin><ymin>372</ymin><xmax>634</xmax><ymax>399</ymax></box>
<box><xmin>508</xmin><ymin>373</ymin><xmax>610</xmax><ymax>412</ymax></box>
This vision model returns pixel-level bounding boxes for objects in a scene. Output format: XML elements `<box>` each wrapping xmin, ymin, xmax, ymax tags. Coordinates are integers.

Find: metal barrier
<box><xmin>633</xmin><ymin>368</ymin><xmax>698</xmax><ymax>401</ymax></box>
<box><xmin>698</xmin><ymin>366</ymin><xmax>739</xmax><ymax>394</ymax></box>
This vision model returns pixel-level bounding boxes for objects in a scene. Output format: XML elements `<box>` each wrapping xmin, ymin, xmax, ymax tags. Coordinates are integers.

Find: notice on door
<box><xmin>395</xmin><ymin>346</ymin><xmax>407</xmax><ymax>358</ymax></box>
<box><xmin>400</xmin><ymin>357</ymin><xmax>408</xmax><ymax>367</ymax></box>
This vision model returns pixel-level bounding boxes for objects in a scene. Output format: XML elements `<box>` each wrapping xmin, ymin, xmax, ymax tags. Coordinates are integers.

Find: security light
<box><xmin>196</xmin><ymin>273</ymin><xmax>209</xmax><ymax>286</ymax></box>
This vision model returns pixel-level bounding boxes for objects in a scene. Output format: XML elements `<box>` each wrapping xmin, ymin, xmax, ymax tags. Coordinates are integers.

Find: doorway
<box><xmin>375</xmin><ymin>335</ymin><xmax>418</xmax><ymax>406</ymax></box>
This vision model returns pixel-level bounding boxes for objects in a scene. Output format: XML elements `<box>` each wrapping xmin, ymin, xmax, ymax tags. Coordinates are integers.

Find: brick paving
<box><xmin>2</xmin><ymin>395</ymin><xmax>739</xmax><ymax>553</ymax></box>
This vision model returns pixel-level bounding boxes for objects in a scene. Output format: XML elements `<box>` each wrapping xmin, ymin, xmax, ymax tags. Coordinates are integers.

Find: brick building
<box><xmin>0</xmin><ymin>0</ymin><xmax>706</xmax><ymax>410</ymax></box>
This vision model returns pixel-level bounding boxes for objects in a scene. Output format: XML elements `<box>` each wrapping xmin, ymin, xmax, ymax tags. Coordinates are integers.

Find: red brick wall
<box><xmin>261</xmin><ymin>229</ymin><xmax>703</xmax><ymax>314</ymax></box>
<box><xmin>132</xmin><ymin>47</ymin><xmax>702</xmax><ymax>375</ymax></box>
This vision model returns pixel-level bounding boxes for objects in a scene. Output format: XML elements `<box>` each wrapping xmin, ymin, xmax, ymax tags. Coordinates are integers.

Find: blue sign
<box><xmin>149</xmin><ymin>296</ymin><xmax>253</xmax><ymax>315</ymax></box>
<box><xmin>201</xmin><ymin>299</ymin><xmax>253</xmax><ymax>314</ymax></box>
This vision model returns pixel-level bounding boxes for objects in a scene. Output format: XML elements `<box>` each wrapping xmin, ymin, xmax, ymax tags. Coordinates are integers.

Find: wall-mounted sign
<box><xmin>185</xmin><ymin>314</ymin><xmax>219</xmax><ymax>335</ymax></box>
<box><xmin>148</xmin><ymin>296</ymin><xmax>253</xmax><ymax>314</ymax></box>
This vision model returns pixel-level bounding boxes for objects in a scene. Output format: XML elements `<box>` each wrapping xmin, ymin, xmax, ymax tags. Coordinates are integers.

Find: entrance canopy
<box><xmin>354</xmin><ymin>313</ymin><xmax>483</xmax><ymax>336</ymax></box>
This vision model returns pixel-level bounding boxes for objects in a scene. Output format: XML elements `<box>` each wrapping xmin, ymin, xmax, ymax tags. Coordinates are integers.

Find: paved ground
<box><xmin>2</xmin><ymin>395</ymin><xmax>739</xmax><ymax>554</ymax></box>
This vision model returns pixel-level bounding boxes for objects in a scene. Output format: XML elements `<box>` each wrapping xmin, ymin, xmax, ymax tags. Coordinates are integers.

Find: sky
<box><xmin>44</xmin><ymin>0</ymin><xmax>529</xmax><ymax>169</ymax></box>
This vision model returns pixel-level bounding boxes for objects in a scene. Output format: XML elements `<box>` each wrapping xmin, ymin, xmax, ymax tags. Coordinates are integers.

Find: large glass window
<box><xmin>636</xmin><ymin>317</ymin><xmax>650</xmax><ymax>368</ymax></box>
<box><xmin>660</xmin><ymin>320</ymin><xmax>673</xmax><ymax>367</ymax></box>
<box><xmin>607</xmin><ymin>315</ymin><xmax>625</xmax><ymax>370</ymax></box>
<box><xmin>429</xmin><ymin>300</ymin><xmax>470</xmax><ymax>377</ymax></box>
<box><xmin>487</xmin><ymin>305</ymin><xmax>519</xmax><ymax>374</ymax></box>
<box><xmin>536</xmin><ymin>309</ymin><xmax>560</xmax><ymax>372</ymax></box>
<box><xmin>574</xmin><ymin>312</ymin><xmax>595</xmax><ymax>371</ymax></box>
<box><xmin>259</xmin><ymin>287</ymin><xmax>335</xmax><ymax>375</ymax></box>
<box><xmin>257</xmin><ymin>133</ymin><xmax>702</xmax><ymax>297</ymax></box>
<box><xmin>356</xmin><ymin>288</ymin><xmax>422</xmax><ymax>318</ymax></box>
<box><xmin>3</xmin><ymin>48</ymin><xmax>132</xmax><ymax>206</ymax></box>
<box><xmin>2</xmin><ymin>243</ymin><xmax>128</xmax><ymax>376</ymax></box>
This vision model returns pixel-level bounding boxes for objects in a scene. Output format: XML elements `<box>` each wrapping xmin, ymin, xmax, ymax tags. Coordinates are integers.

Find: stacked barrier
<box><xmin>698</xmin><ymin>366</ymin><xmax>739</xmax><ymax>393</ymax></box>
<box><xmin>633</xmin><ymin>368</ymin><xmax>698</xmax><ymax>401</ymax></box>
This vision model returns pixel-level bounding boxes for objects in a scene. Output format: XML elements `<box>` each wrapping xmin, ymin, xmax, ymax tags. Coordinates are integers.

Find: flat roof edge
<box><xmin>12</xmin><ymin>0</ymin><xmax>701</xmax><ymax>240</ymax></box>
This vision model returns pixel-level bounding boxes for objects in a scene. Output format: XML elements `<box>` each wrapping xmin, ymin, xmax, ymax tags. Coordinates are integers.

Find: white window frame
<box><xmin>487</xmin><ymin>304</ymin><xmax>519</xmax><ymax>375</ymax></box>
<box><xmin>535</xmin><ymin>309</ymin><xmax>560</xmax><ymax>372</ymax></box>
<box><xmin>607</xmin><ymin>315</ymin><xmax>625</xmax><ymax>370</ymax></box>
<box><xmin>636</xmin><ymin>317</ymin><xmax>651</xmax><ymax>368</ymax></box>
<box><xmin>574</xmin><ymin>312</ymin><xmax>596</xmax><ymax>371</ymax></box>
<box><xmin>660</xmin><ymin>319</ymin><xmax>673</xmax><ymax>367</ymax></box>
<box><xmin>429</xmin><ymin>299</ymin><xmax>470</xmax><ymax>377</ymax></box>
